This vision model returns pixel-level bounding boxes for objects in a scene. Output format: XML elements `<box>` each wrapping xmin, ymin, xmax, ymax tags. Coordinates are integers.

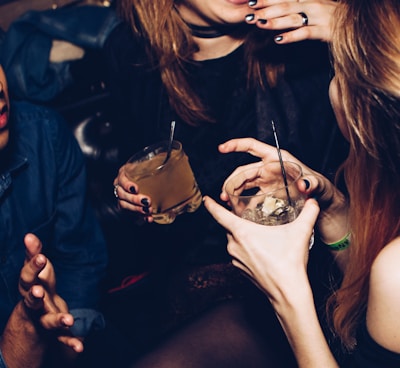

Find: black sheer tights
<box><xmin>131</xmin><ymin>296</ymin><xmax>297</xmax><ymax>368</ymax></box>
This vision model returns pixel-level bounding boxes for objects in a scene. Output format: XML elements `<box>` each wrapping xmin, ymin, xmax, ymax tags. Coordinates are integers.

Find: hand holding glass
<box><xmin>124</xmin><ymin>140</ymin><xmax>202</xmax><ymax>224</ymax></box>
<box><xmin>225</xmin><ymin>161</ymin><xmax>307</xmax><ymax>223</ymax></box>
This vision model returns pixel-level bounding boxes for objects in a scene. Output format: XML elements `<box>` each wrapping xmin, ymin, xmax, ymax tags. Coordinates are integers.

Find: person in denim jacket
<box><xmin>0</xmin><ymin>65</ymin><xmax>107</xmax><ymax>365</ymax></box>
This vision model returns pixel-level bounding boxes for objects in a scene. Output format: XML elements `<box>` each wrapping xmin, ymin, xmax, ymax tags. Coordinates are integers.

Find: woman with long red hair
<box><xmin>205</xmin><ymin>0</ymin><xmax>400</xmax><ymax>366</ymax></box>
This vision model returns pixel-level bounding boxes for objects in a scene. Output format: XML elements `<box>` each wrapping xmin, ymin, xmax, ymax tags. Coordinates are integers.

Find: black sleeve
<box><xmin>102</xmin><ymin>22</ymin><xmax>137</xmax><ymax>112</ymax></box>
<box><xmin>343</xmin><ymin>324</ymin><xmax>400</xmax><ymax>368</ymax></box>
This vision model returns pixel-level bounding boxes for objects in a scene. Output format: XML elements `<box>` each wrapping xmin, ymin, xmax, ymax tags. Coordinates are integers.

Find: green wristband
<box><xmin>323</xmin><ymin>232</ymin><xmax>350</xmax><ymax>251</ymax></box>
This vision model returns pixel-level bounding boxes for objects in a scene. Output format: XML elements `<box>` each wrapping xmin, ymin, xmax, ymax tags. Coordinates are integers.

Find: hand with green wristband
<box><xmin>216</xmin><ymin>138</ymin><xmax>351</xmax><ymax>253</ymax></box>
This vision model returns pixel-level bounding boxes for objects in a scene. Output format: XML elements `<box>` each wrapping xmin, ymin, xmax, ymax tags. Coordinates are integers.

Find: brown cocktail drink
<box><xmin>125</xmin><ymin>140</ymin><xmax>202</xmax><ymax>224</ymax></box>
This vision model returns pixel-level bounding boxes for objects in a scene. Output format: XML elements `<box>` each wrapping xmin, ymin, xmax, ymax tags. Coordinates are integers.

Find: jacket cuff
<box><xmin>69</xmin><ymin>308</ymin><xmax>105</xmax><ymax>337</ymax></box>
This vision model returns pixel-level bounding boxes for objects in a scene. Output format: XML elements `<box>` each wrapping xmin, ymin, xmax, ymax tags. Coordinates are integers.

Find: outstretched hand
<box><xmin>21</xmin><ymin>233</ymin><xmax>84</xmax><ymax>353</ymax></box>
<box><xmin>0</xmin><ymin>234</ymin><xmax>83</xmax><ymax>368</ymax></box>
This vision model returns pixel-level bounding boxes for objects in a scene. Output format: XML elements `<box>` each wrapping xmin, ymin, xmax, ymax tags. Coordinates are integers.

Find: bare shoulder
<box><xmin>367</xmin><ymin>236</ymin><xmax>400</xmax><ymax>353</ymax></box>
<box><xmin>370</xmin><ymin>236</ymin><xmax>400</xmax><ymax>288</ymax></box>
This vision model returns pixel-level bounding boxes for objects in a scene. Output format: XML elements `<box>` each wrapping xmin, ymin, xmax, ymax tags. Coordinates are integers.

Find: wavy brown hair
<box><xmin>117</xmin><ymin>0</ymin><xmax>282</xmax><ymax>125</ymax></box>
<box><xmin>328</xmin><ymin>0</ymin><xmax>400</xmax><ymax>350</ymax></box>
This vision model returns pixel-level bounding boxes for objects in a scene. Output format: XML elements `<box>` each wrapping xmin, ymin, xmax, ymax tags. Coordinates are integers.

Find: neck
<box><xmin>191</xmin><ymin>25</ymin><xmax>246</xmax><ymax>61</ymax></box>
<box><xmin>192</xmin><ymin>37</ymin><xmax>243</xmax><ymax>61</ymax></box>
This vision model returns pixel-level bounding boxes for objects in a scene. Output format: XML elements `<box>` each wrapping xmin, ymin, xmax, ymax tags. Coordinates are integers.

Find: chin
<box><xmin>0</xmin><ymin>129</ymin><xmax>10</xmax><ymax>151</ymax></box>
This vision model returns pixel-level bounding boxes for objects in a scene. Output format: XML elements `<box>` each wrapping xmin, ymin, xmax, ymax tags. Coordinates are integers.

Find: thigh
<box><xmin>130</xmin><ymin>297</ymin><xmax>296</xmax><ymax>368</ymax></box>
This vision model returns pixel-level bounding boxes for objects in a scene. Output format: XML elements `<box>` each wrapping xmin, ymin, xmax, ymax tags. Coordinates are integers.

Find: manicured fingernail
<box><xmin>258</xmin><ymin>19</ymin><xmax>267</xmax><ymax>25</ymax></box>
<box><xmin>245</xmin><ymin>14</ymin><xmax>255</xmax><ymax>22</ymax></box>
<box><xmin>143</xmin><ymin>206</ymin><xmax>150</xmax><ymax>214</ymax></box>
<box><xmin>248</xmin><ymin>0</ymin><xmax>257</xmax><ymax>6</ymax></box>
<box><xmin>303</xmin><ymin>179</ymin><xmax>310</xmax><ymax>189</ymax></box>
<box><xmin>274</xmin><ymin>35</ymin><xmax>283</xmax><ymax>42</ymax></box>
<box><xmin>141</xmin><ymin>198</ymin><xmax>149</xmax><ymax>206</ymax></box>
<box><xmin>129</xmin><ymin>186</ymin><xmax>136</xmax><ymax>194</ymax></box>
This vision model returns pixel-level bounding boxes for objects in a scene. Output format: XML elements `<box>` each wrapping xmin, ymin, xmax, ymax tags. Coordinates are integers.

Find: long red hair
<box><xmin>328</xmin><ymin>0</ymin><xmax>400</xmax><ymax>350</ymax></box>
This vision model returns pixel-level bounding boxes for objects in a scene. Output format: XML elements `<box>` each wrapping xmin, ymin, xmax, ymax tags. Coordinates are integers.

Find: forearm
<box><xmin>317</xmin><ymin>195</ymin><xmax>350</xmax><ymax>272</ymax></box>
<box><xmin>318</xmin><ymin>216</ymin><xmax>350</xmax><ymax>273</ymax></box>
<box><xmin>317</xmin><ymin>195</ymin><xmax>349</xmax><ymax>245</ymax></box>
<box><xmin>0</xmin><ymin>302</ymin><xmax>46</xmax><ymax>368</ymax></box>
<box><xmin>271</xmin><ymin>279</ymin><xmax>339</xmax><ymax>368</ymax></box>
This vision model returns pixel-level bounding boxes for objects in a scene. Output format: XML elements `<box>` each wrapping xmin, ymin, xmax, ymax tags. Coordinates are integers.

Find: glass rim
<box><xmin>127</xmin><ymin>140</ymin><xmax>182</xmax><ymax>164</ymax></box>
<box><xmin>224</xmin><ymin>160</ymin><xmax>303</xmax><ymax>199</ymax></box>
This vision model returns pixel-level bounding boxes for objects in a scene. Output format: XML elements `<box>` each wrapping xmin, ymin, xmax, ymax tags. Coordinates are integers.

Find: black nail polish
<box><xmin>141</xmin><ymin>198</ymin><xmax>149</xmax><ymax>206</ymax></box>
<box><xmin>248</xmin><ymin>0</ymin><xmax>257</xmax><ymax>6</ymax></box>
<box><xmin>258</xmin><ymin>19</ymin><xmax>267</xmax><ymax>25</ymax></box>
<box><xmin>303</xmin><ymin>179</ymin><xmax>310</xmax><ymax>189</ymax></box>
<box><xmin>274</xmin><ymin>35</ymin><xmax>283</xmax><ymax>42</ymax></box>
<box><xmin>143</xmin><ymin>206</ymin><xmax>150</xmax><ymax>214</ymax></box>
<box><xmin>245</xmin><ymin>14</ymin><xmax>255</xmax><ymax>22</ymax></box>
<box><xmin>129</xmin><ymin>186</ymin><xmax>137</xmax><ymax>194</ymax></box>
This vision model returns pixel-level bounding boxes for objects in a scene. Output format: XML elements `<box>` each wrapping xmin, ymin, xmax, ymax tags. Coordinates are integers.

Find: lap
<box><xmin>130</xmin><ymin>297</ymin><xmax>297</xmax><ymax>368</ymax></box>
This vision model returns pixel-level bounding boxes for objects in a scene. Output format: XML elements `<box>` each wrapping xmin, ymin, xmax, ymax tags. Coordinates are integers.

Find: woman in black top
<box><xmin>101</xmin><ymin>1</ymin><xmax>347</xmax><ymax>365</ymax></box>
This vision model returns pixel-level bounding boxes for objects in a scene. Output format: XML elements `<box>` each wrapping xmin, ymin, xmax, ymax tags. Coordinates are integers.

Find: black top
<box><xmin>101</xmin><ymin>22</ymin><xmax>348</xmax><ymax>281</ymax></box>
<box><xmin>340</xmin><ymin>322</ymin><xmax>400</xmax><ymax>367</ymax></box>
<box><xmin>98</xmin><ymin>23</ymin><xmax>400</xmax><ymax>367</ymax></box>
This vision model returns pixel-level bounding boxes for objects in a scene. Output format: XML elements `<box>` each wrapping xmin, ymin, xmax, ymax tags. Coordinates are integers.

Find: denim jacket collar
<box><xmin>0</xmin><ymin>153</ymin><xmax>28</xmax><ymax>197</ymax></box>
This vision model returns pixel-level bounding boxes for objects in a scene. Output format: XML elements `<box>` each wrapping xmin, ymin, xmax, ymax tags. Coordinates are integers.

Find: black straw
<box><xmin>271</xmin><ymin>120</ymin><xmax>293</xmax><ymax>206</ymax></box>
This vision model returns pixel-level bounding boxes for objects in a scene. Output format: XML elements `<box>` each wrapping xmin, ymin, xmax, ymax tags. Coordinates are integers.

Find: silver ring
<box><xmin>309</xmin><ymin>230</ymin><xmax>315</xmax><ymax>250</ymax></box>
<box><xmin>113</xmin><ymin>184</ymin><xmax>119</xmax><ymax>199</ymax></box>
<box><xmin>299</xmin><ymin>12</ymin><xmax>308</xmax><ymax>26</ymax></box>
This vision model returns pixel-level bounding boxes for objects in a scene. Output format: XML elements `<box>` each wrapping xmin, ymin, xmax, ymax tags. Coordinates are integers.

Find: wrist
<box><xmin>7</xmin><ymin>302</ymin><xmax>43</xmax><ymax>339</ymax></box>
<box><xmin>317</xmin><ymin>204</ymin><xmax>349</xmax><ymax>245</ymax></box>
<box><xmin>321</xmin><ymin>232</ymin><xmax>350</xmax><ymax>251</ymax></box>
<box><xmin>269</xmin><ymin>272</ymin><xmax>313</xmax><ymax>315</ymax></box>
<box><xmin>316</xmin><ymin>191</ymin><xmax>349</xmax><ymax>234</ymax></box>
<box><xmin>1</xmin><ymin>302</ymin><xmax>45</xmax><ymax>368</ymax></box>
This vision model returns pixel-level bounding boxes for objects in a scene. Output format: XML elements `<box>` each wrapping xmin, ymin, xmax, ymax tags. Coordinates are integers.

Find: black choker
<box><xmin>185</xmin><ymin>22</ymin><xmax>237</xmax><ymax>39</ymax></box>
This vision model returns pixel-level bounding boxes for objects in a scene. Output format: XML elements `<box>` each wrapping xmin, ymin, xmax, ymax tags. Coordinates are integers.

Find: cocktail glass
<box><xmin>225</xmin><ymin>161</ymin><xmax>314</xmax><ymax>246</ymax></box>
<box><xmin>125</xmin><ymin>140</ymin><xmax>202</xmax><ymax>224</ymax></box>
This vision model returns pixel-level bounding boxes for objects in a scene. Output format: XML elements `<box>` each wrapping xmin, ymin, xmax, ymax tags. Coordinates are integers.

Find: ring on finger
<box><xmin>114</xmin><ymin>184</ymin><xmax>119</xmax><ymax>199</ymax></box>
<box><xmin>298</xmin><ymin>12</ymin><xmax>308</xmax><ymax>26</ymax></box>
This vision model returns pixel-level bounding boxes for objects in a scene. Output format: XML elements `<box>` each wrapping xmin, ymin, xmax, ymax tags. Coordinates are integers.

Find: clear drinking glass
<box><xmin>124</xmin><ymin>140</ymin><xmax>202</xmax><ymax>224</ymax></box>
<box><xmin>225</xmin><ymin>161</ymin><xmax>314</xmax><ymax>247</ymax></box>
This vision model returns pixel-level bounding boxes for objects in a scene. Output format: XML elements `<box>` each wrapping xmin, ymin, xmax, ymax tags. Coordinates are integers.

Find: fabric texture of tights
<box><xmin>131</xmin><ymin>297</ymin><xmax>297</xmax><ymax>368</ymax></box>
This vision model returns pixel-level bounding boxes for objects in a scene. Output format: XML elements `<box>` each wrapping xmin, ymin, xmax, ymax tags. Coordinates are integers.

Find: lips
<box><xmin>0</xmin><ymin>104</ymin><xmax>9</xmax><ymax>130</ymax></box>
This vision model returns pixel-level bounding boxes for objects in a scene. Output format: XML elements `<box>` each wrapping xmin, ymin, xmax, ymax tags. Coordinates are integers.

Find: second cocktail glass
<box><xmin>225</xmin><ymin>161</ymin><xmax>305</xmax><ymax>225</ymax></box>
